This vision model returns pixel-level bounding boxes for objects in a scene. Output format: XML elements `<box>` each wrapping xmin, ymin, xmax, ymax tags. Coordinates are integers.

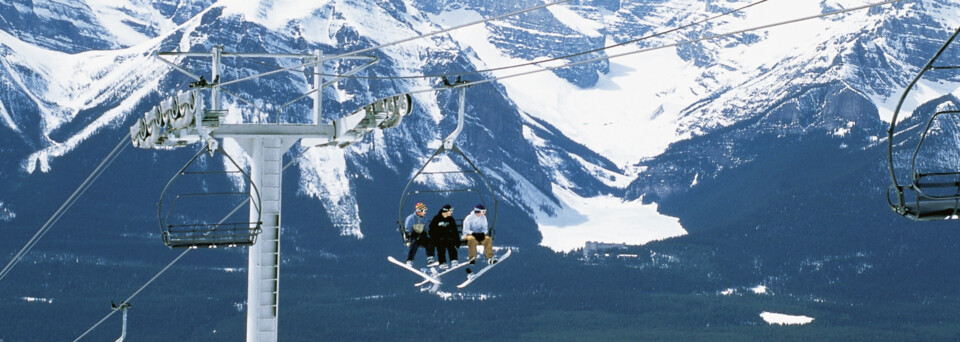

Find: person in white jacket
<box><xmin>462</xmin><ymin>204</ymin><xmax>495</xmax><ymax>265</ymax></box>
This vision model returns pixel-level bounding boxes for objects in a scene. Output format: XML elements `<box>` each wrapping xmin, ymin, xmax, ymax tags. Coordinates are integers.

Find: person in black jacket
<box><xmin>430</xmin><ymin>204</ymin><xmax>460</xmax><ymax>269</ymax></box>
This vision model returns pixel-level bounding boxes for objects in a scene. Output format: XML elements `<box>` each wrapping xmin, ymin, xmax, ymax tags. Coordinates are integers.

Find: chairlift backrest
<box><xmin>887</xmin><ymin>25</ymin><xmax>960</xmax><ymax>220</ymax></box>
<box><xmin>158</xmin><ymin>146</ymin><xmax>263</xmax><ymax>248</ymax></box>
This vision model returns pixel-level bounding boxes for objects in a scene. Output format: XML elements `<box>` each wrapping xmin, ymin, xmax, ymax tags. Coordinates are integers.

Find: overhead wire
<box><xmin>72</xmin><ymin>248</ymin><xmax>190</xmax><ymax>342</ymax></box>
<box><xmin>0</xmin><ymin>135</ymin><xmax>130</xmax><ymax>284</ymax></box>
<box><xmin>400</xmin><ymin>0</ymin><xmax>911</xmax><ymax>96</ymax></box>
<box><xmin>63</xmin><ymin>3</ymin><xmax>584</xmax><ymax>339</ymax></box>
<box><xmin>209</xmin><ymin>0</ymin><xmax>776</xmax><ymax>119</ymax></box>
<box><xmin>322</xmin><ymin>0</ymin><xmax>575</xmax><ymax>61</ymax></box>
<box><xmin>236</xmin><ymin>0</ymin><xmax>908</xmax><ymax>100</ymax></box>
<box><xmin>66</xmin><ymin>0</ymin><xmax>911</xmax><ymax>339</ymax></box>
<box><xmin>73</xmin><ymin>144</ymin><xmax>315</xmax><ymax>341</ymax></box>
<box><xmin>178</xmin><ymin>0</ymin><xmax>576</xmax><ymax>88</ymax></box>
<box><xmin>161</xmin><ymin>0</ymin><xmax>577</xmax><ymax>121</ymax></box>
<box><xmin>310</xmin><ymin>0</ymin><xmax>773</xmax><ymax>81</ymax></box>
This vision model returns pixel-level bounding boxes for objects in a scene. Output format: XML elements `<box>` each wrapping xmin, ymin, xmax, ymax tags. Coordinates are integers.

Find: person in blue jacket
<box><xmin>404</xmin><ymin>202</ymin><xmax>437</xmax><ymax>267</ymax></box>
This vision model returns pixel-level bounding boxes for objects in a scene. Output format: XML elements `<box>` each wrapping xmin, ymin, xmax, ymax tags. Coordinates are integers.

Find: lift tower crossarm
<box><xmin>212</xmin><ymin>124</ymin><xmax>336</xmax><ymax>138</ymax></box>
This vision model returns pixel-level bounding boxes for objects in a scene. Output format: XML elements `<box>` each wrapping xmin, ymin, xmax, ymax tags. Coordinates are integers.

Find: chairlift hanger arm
<box><xmin>887</xmin><ymin>25</ymin><xmax>960</xmax><ymax>210</ymax></box>
<box><xmin>442</xmin><ymin>79</ymin><xmax>471</xmax><ymax>149</ymax></box>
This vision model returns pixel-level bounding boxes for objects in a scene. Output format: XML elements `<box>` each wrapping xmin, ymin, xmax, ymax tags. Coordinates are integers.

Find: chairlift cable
<box><xmin>308</xmin><ymin>0</ymin><xmax>772</xmax><ymax>81</ymax></box>
<box><xmin>189</xmin><ymin>0</ymin><xmax>906</xmax><ymax>118</ymax></box>
<box><xmin>394</xmin><ymin>0</ymin><xmax>906</xmax><ymax>241</ymax></box>
<box><xmin>324</xmin><ymin>0</ymin><xmax>575</xmax><ymax>61</ymax></box>
<box><xmin>396</xmin><ymin>0</ymin><xmax>909</xmax><ymax>96</ymax></box>
<box><xmin>166</xmin><ymin>0</ymin><xmax>575</xmax><ymax>85</ymax></box>
<box><xmin>0</xmin><ymin>135</ymin><xmax>130</xmax><ymax>284</ymax></box>
<box><xmin>73</xmin><ymin>143</ymin><xmax>323</xmax><ymax>341</ymax></box>
<box><xmin>72</xmin><ymin>249</ymin><xmax>190</xmax><ymax>342</ymax></box>
<box><xmin>75</xmin><ymin>173</ymin><xmax>254</xmax><ymax>341</ymax></box>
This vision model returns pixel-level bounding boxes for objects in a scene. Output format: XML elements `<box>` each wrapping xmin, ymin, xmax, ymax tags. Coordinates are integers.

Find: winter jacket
<box><xmin>429</xmin><ymin>212</ymin><xmax>459</xmax><ymax>244</ymax></box>
<box><xmin>462</xmin><ymin>212</ymin><xmax>489</xmax><ymax>235</ymax></box>
<box><xmin>404</xmin><ymin>212</ymin><xmax>429</xmax><ymax>242</ymax></box>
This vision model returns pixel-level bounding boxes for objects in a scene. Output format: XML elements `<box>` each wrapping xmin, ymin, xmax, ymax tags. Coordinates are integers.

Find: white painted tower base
<box><xmin>238</xmin><ymin>137</ymin><xmax>295</xmax><ymax>342</ymax></box>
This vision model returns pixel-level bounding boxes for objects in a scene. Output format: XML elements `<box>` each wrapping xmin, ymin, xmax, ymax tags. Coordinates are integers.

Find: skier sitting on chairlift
<box><xmin>404</xmin><ymin>202</ymin><xmax>437</xmax><ymax>267</ymax></box>
<box><xmin>463</xmin><ymin>204</ymin><xmax>495</xmax><ymax>265</ymax></box>
<box><xmin>430</xmin><ymin>204</ymin><xmax>460</xmax><ymax>270</ymax></box>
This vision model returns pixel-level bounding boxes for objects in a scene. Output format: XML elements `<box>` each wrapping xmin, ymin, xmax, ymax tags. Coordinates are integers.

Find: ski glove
<box><xmin>472</xmin><ymin>233</ymin><xmax>486</xmax><ymax>242</ymax></box>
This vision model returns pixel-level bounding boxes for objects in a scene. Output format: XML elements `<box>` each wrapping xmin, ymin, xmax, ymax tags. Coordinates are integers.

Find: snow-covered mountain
<box><xmin>5</xmin><ymin>0</ymin><xmax>956</xmax><ymax>250</ymax></box>
<box><xmin>625</xmin><ymin>0</ymin><xmax>960</xmax><ymax>205</ymax></box>
<box><xmin>4</xmin><ymin>1</ymin><xmax>960</xmax><ymax>339</ymax></box>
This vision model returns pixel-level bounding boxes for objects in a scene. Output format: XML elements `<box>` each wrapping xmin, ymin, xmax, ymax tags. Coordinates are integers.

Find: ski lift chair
<box><xmin>159</xmin><ymin>146</ymin><xmax>262</xmax><ymax>248</ymax></box>
<box><xmin>888</xmin><ymin>110</ymin><xmax>960</xmax><ymax>220</ymax></box>
<box><xmin>887</xmin><ymin>25</ymin><xmax>960</xmax><ymax>221</ymax></box>
<box><xmin>395</xmin><ymin>85</ymin><xmax>498</xmax><ymax>245</ymax></box>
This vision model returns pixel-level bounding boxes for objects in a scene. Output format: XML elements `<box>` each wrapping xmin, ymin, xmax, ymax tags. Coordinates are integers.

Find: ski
<box><xmin>457</xmin><ymin>249</ymin><xmax>512</xmax><ymax>289</ymax></box>
<box><xmin>414</xmin><ymin>257</ymin><xmax>477</xmax><ymax>287</ymax></box>
<box><xmin>387</xmin><ymin>256</ymin><xmax>441</xmax><ymax>284</ymax></box>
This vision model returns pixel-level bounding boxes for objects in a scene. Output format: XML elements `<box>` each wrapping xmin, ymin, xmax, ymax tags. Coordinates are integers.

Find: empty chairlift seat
<box><xmin>159</xmin><ymin>146</ymin><xmax>262</xmax><ymax>248</ymax></box>
<box><xmin>886</xmin><ymin>25</ymin><xmax>960</xmax><ymax>221</ymax></box>
<box><xmin>891</xmin><ymin>180</ymin><xmax>960</xmax><ymax>221</ymax></box>
<box><xmin>889</xmin><ymin>110</ymin><xmax>960</xmax><ymax>220</ymax></box>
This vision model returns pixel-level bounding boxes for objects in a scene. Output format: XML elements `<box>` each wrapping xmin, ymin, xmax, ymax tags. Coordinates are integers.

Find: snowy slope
<box><xmin>0</xmin><ymin>28</ymin><xmax>168</xmax><ymax>173</ymax></box>
<box><xmin>0</xmin><ymin>0</ymin><xmax>623</xmax><ymax>246</ymax></box>
<box><xmin>10</xmin><ymin>2</ymin><xmax>960</xmax><ymax>341</ymax></box>
<box><xmin>2</xmin><ymin>0</ymin><xmax>959</xmax><ymax>251</ymax></box>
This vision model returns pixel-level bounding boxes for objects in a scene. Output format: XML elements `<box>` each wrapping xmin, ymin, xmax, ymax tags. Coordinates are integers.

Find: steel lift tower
<box><xmin>130</xmin><ymin>47</ymin><xmax>410</xmax><ymax>342</ymax></box>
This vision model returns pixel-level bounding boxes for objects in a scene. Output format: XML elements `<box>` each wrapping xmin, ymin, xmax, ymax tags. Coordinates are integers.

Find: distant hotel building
<box><xmin>583</xmin><ymin>241</ymin><xmax>629</xmax><ymax>259</ymax></box>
